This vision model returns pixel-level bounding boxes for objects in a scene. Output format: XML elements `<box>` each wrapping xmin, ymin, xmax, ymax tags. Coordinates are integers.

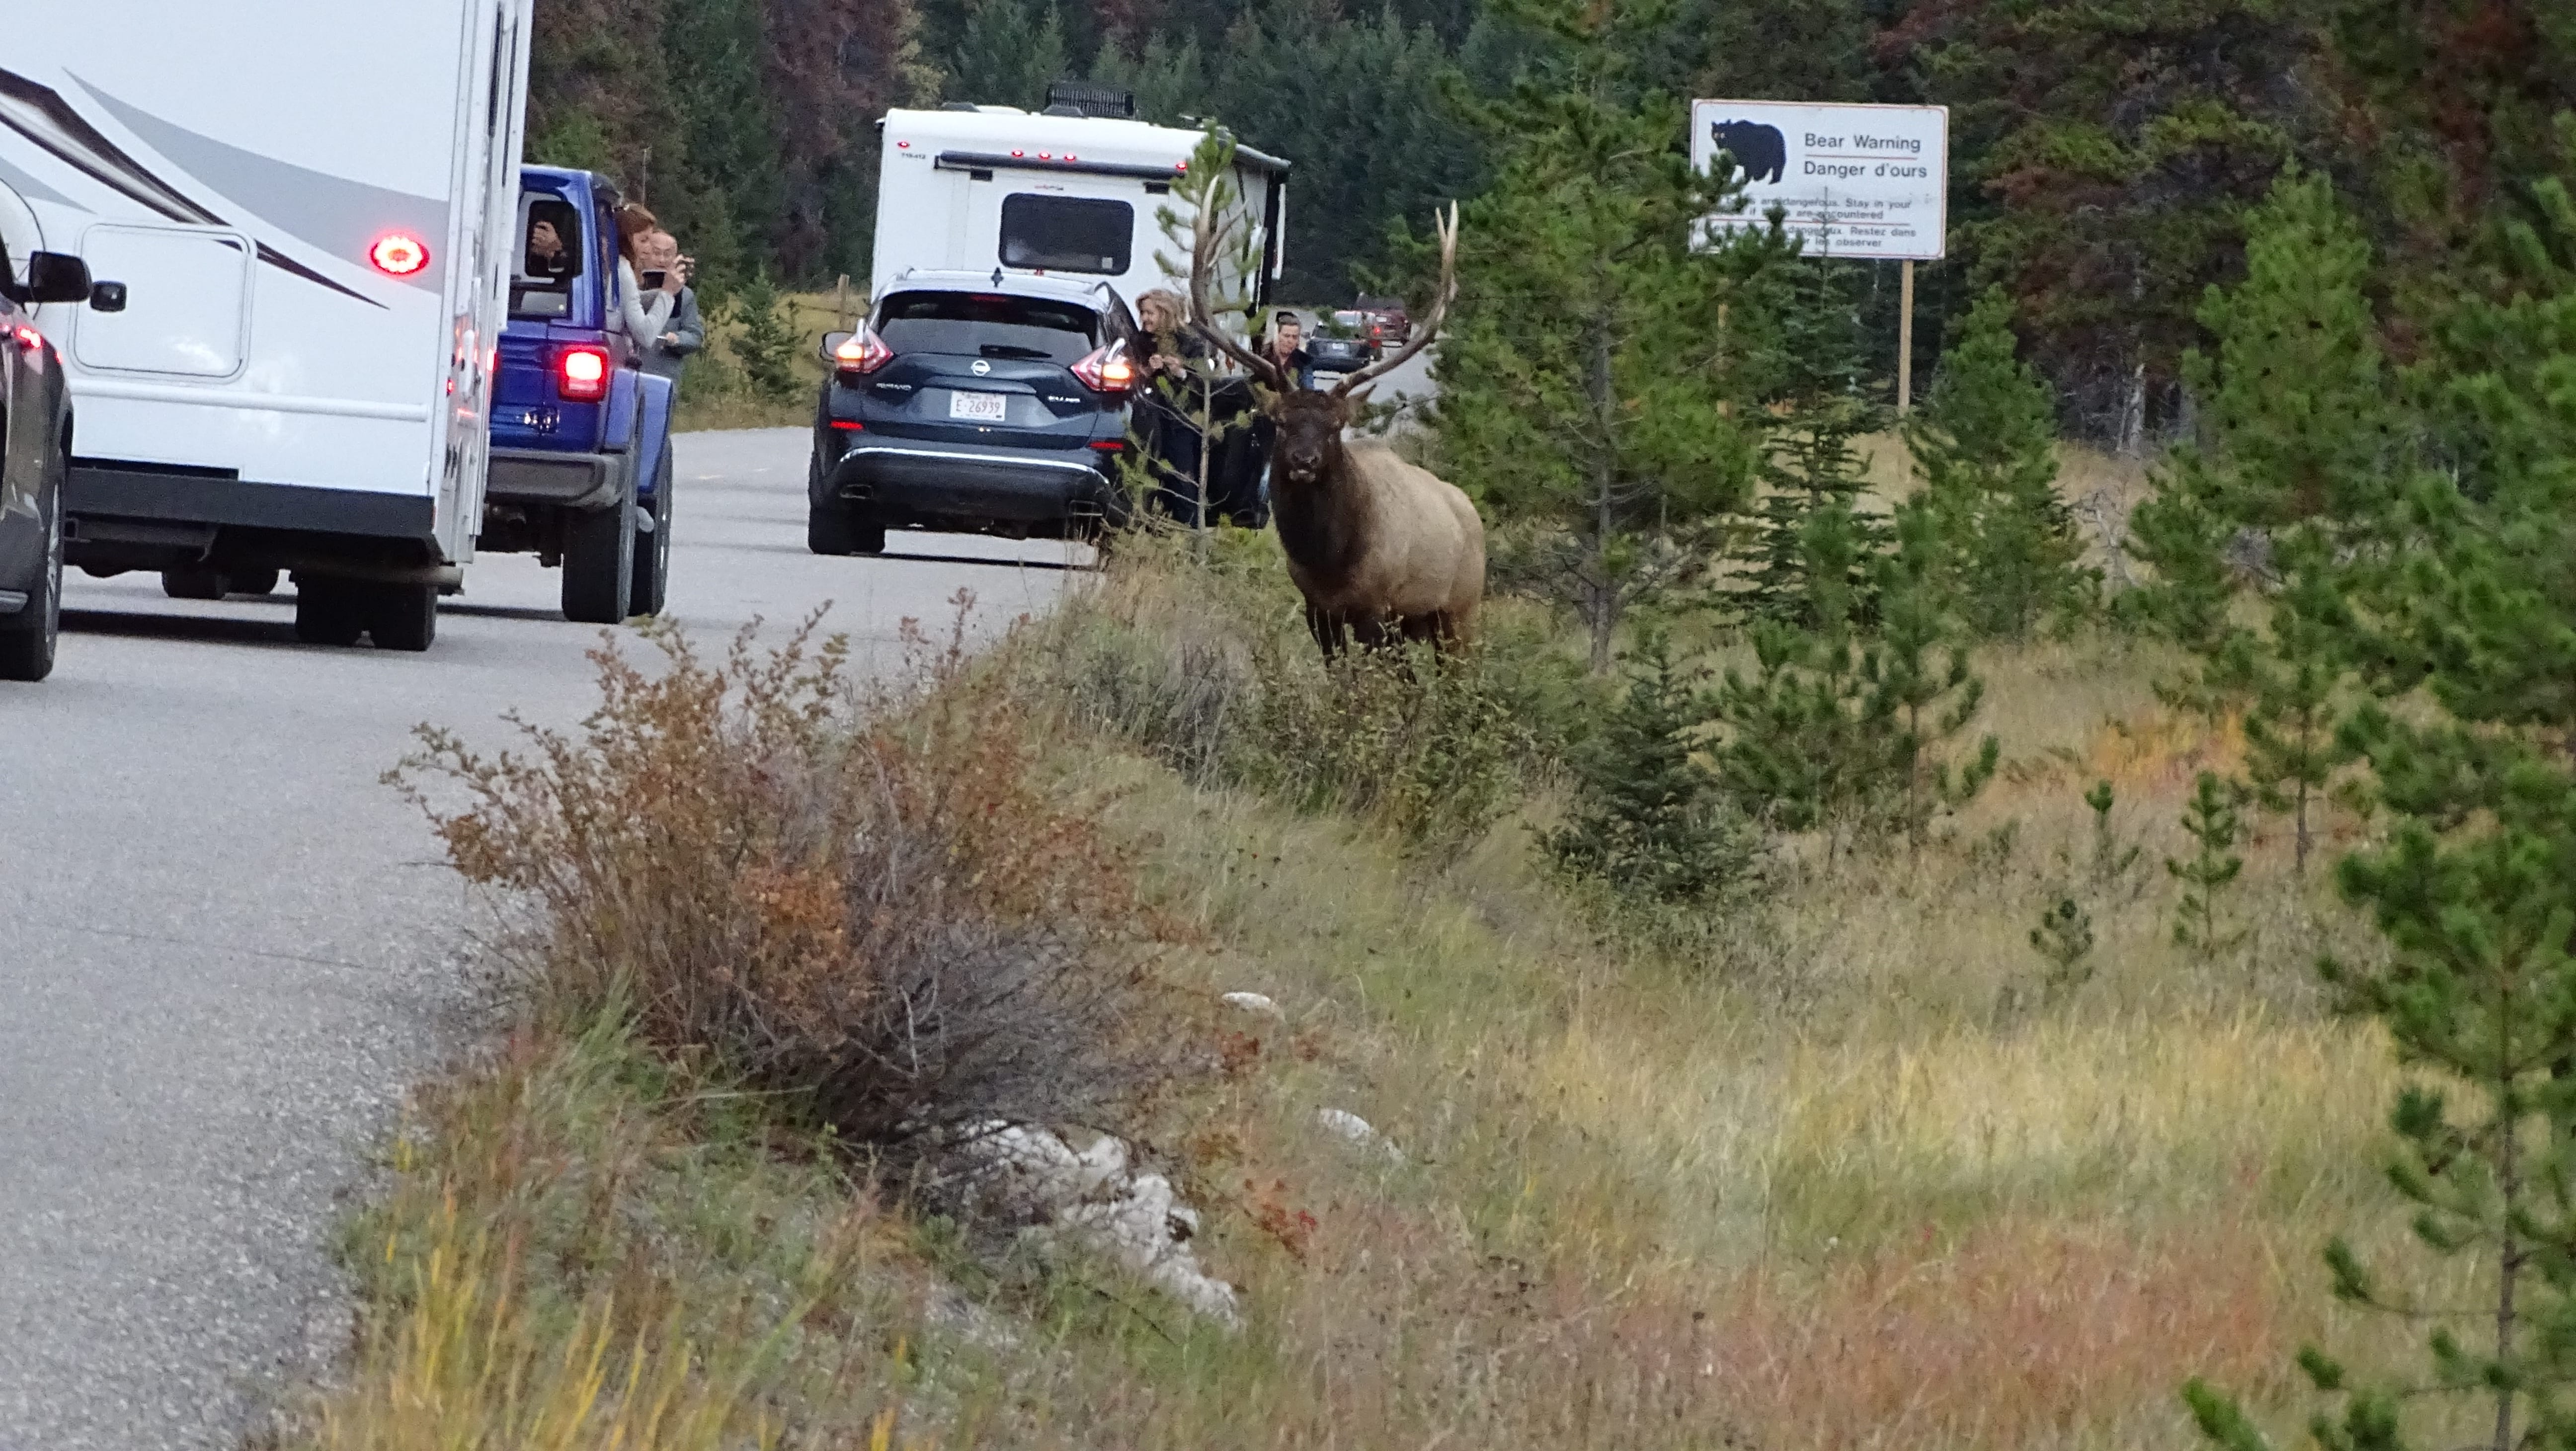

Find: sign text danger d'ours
<box><xmin>1690</xmin><ymin>100</ymin><xmax>1949</xmax><ymax>262</ymax></box>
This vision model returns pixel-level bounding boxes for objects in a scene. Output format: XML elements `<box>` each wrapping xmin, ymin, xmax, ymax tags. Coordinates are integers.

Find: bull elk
<box><xmin>1189</xmin><ymin>203</ymin><xmax>1485</xmax><ymax>658</ymax></box>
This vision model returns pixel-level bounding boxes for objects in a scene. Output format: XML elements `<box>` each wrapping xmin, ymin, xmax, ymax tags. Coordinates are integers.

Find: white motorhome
<box><xmin>872</xmin><ymin>93</ymin><xmax>1288</xmax><ymax>319</ymax></box>
<box><xmin>0</xmin><ymin>0</ymin><xmax>533</xmax><ymax>651</ymax></box>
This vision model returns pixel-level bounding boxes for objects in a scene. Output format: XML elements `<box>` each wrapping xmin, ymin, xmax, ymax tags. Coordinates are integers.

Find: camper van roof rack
<box><xmin>1044</xmin><ymin>81</ymin><xmax>1136</xmax><ymax>119</ymax></box>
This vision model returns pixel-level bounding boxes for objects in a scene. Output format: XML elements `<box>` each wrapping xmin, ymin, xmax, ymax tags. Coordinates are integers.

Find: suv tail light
<box><xmin>834</xmin><ymin>328</ymin><xmax>894</xmax><ymax>376</ymax></box>
<box><xmin>1071</xmin><ymin>341</ymin><xmax>1136</xmax><ymax>394</ymax></box>
<box><xmin>556</xmin><ymin>343</ymin><xmax>611</xmax><ymax>402</ymax></box>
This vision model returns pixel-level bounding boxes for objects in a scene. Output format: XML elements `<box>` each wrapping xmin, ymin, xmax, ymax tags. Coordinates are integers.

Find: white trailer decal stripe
<box><xmin>0</xmin><ymin>65</ymin><xmax>387</xmax><ymax>310</ymax></box>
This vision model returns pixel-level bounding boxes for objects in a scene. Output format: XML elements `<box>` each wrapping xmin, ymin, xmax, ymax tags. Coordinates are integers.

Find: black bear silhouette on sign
<box><xmin>1709</xmin><ymin>120</ymin><xmax>1788</xmax><ymax>185</ymax></box>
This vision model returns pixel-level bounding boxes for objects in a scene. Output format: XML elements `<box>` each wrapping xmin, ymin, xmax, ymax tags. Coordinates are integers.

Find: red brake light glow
<box><xmin>368</xmin><ymin>232</ymin><xmax>431</xmax><ymax>277</ymax></box>
<box><xmin>834</xmin><ymin>329</ymin><xmax>894</xmax><ymax>375</ymax></box>
<box><xmin>10</xmin><ymin>324</ymin><xmax>42</xmax><ymax>352</ymax></box>
<box><xmin>1070</xmin><ymin>342</ymin><xmax>1136</xmax><ymax>394</ymax></box>
<box><xmin>556</xmin><ymin>343</ymin><xmax>611</xmax><ymax>402</ymax></box>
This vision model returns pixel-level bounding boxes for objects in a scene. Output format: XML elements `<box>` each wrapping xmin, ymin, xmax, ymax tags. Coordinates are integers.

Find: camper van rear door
<box><xmin>74</xmin><ymin>226</ymin><xmax>249</xmax><ymax>379</ymax></box>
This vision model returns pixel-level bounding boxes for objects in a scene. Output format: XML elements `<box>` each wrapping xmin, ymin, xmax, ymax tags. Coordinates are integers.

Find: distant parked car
<box><xmin>0</xmin><ymin>244</ymin><xmax>110</xmax><ymax>682</ymax></box>
<box><xmin>809</xmin><ymin>271</ymin><xmax>1271</xmax><ymax>550</ymax></box>
<box><xmin>1355</xmin><ymin>293</ymin><xmax>1411</xmax><ymax>346</ymax></box>
<box><xmin>1307</xmin><ymin>311</ymin><xmax>1375</xmax><ymax>377</ymax></box>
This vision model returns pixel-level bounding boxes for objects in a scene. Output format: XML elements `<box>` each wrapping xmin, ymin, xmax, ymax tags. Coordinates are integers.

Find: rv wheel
<box><xmin>294</xmin><ymin>578</ymin><xmax>366</xmax><ymax>647</ymax></box>
<box><xmin>365</xmin><ymin>583</ymin><xmax>438</xmax><ymax>652</ymax></box>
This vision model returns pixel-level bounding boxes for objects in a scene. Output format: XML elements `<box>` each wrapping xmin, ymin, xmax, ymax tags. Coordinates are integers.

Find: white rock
<box><xmin>1220</xmin><ymin>991</ymin><xmax>1284</xmax><ymax>1017</ymax></box>
<box><xmin>953</xmin><ymin>1122</ymin><xmax>1241</xmax><ymax>1329</ymax></box>
<box><xmin>1315</xmin><ymin>1107</ymin><xmax>1404</xmax><ymax>1162</ymax></box>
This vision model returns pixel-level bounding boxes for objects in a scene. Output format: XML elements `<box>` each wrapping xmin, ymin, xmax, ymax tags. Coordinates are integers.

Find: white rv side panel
<box><xmin>0</xmin><ymin>0</ymin><xmax>531</xmax><ymax>563</ymax></box>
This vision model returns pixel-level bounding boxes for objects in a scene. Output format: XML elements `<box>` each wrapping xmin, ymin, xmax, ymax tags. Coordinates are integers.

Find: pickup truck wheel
<box><xmin>294</xmin><ymin>578</ymin><xmax>365</xmax><ymax>647</ymax></box>
<box><xmin>627</xmin><ymin>448</ymin><xmax>673</xmax><ymax>618</ymax></box>
<box><xmin>230</xmin><ymin>567</ymin><xmax>281</xmax><ymax>596</ymax></box>
<box><xmin>562</xmin><ymin>487</ymin><xmax>636</xmax><ymax>625</ymax></box>
<box><xmin>365</xmin><ymin>582</ymin><xmax>437</xmax><ymax>652</ymax></box>
<box><xmin>807</xmin><ymin>499</ymin><xmax>884</xmax><ymax>557</ymax></box>
<box><xmin>0</xmin><ymin>486</ymin><xmax>63</xmax><ymax>683</ymax></box>
<box><xmin>161</xmin><ymin>565</ymin><xmax>227</xmax><ymax>600</ymax></box>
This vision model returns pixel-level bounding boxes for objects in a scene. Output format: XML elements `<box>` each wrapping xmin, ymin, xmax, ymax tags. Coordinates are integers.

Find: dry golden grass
<box><xmin>304</xmin><ymin>493</ymin><xmax>2448</xmax><ymax>1450</ymax></box>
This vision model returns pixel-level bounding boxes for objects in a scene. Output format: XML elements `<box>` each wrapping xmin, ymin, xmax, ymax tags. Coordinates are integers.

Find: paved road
<box><xmin>0</xmin><ymin>428</ymin><xmax>1083</xmax><ymax>1451</ymax></box>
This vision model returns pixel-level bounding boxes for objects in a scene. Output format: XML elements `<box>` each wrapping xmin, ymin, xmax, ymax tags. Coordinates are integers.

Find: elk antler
<box><xmin>1186</xmin><ymin>196</ymin><xmax>1289</xmax><ymax>393</ymax></box>
<box><xmin>1331</xmin><ymin>201</ymin><xmax>1458</xmax><ymax>400</ymax></box>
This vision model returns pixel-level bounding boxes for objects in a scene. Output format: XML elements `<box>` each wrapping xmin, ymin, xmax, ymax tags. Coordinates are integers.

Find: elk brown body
<box><xmin>1191</xmin><ymin>201</ymin><xmax>1484</xmax><ymax>657</ymax></box>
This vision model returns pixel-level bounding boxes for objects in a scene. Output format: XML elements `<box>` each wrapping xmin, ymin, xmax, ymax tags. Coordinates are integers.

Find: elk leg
<box><xmin>1306</xmin><ymin>602</ymin><xmax>1346</xmax><ymax>659</ymax></box>
<box><xmin>1351</xmin><ymin>615</ymin><xmax>1395</xmax><ymax>653</ymax></box>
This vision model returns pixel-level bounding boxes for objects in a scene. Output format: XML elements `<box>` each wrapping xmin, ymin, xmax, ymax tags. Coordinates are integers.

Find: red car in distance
<box><xmin>1355</xmin><ymin>294</ymin><xmax>1411</xmax><ymax>348</ymax></box>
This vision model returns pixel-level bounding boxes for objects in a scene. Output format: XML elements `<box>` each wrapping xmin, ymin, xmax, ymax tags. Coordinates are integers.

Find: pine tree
<box><xmin>1432</xmin><ymin>0</ymin><xmax>1781</xmax><ymax>672</ymax></box>
<box><xmin>733</xmin><ymin>272</ymin><xmax>802</xmax><ymax>401</ymax></box>
<box><xmin>1906</xmin><ymin>286</ymin><xmax>2092</xmax><ymax>641</ymax></box>
<box><xmin>2166</xmin><ymin>772</ymin><xmax>2246</xmax><ymax>963</ymax></box>
<box><xmin>2228</xmin><ymin>548</ymin><xmax>2355</xmax><ymax>876</ymax></box>
<box><xmin>1867</xmin><ymin>500</ymin><xmax>2001</xmax><ymax>857</ymax></box>
<box><xmin>2029</xmin><ymin>897</ymin><xmax>2096</xmax><ymax>996</ymax></box>
<box><xmin>1727</xmin><ymin>259</ymin><xmax>1883</xmax><ymax>633</ymax></box>
<box><xmin>1917</xmin><ymin>0</ymin><xmax>2309</xmax><ymax>444</ymax></box>
<box><xmin>1711</xmin><ymin>507</ymin><xmax>1997</xmax><ymax>850</ymax></box>
<box><xmin>1544</xmin><ymin>633</ymin><xmax>1754</xmax><ymax>903</ymax></box>
<box><xmin>945</xmin><ymin>0</ymin><xmax>1066</xmax><ymax>109</ymax></box>
<box><xmin>1710</xmin><ymin>621</ymin><xmax>1881</xmax><ymax>838</ymax></box>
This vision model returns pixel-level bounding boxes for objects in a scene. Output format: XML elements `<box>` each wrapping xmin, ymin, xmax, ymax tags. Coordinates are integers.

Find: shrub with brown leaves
<box><xmin>391</xmin><ymin>603</ymin><xmax>1185</xmax><ymax>1172</ymax></box>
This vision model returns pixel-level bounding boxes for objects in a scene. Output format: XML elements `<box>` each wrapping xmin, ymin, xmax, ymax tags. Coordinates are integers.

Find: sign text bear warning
<box><xmin>1691</xmin><ymin>100</ymin><xmax>1949</xmax><ymax>262</ymax></box>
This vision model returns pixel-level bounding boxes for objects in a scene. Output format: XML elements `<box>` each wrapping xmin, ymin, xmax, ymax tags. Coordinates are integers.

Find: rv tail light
<box><xmin>833</xmin><ymin>328</ymin><xmax>894</xmax><ymax>376</ymax></box>
<box><xmin>1070</xmin><ymin>342</ymin><xmax>1135</xmax><ymax>394</ymax></box>
<box><xmin>556</xmin><ymin>343</ymin><xmax>611</xmax><ymax>402</ymax></box>
<box><xmin>368</xmin><ymin>232</ymin><xmax>431</xmax><ymax>277</ymax></box>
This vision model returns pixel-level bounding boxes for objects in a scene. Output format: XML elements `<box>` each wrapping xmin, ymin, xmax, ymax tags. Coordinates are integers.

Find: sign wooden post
<box><xmin>1898</xmin><ymin>258</ymin><xmax>1915</xmax><ymax>416</ymax></box>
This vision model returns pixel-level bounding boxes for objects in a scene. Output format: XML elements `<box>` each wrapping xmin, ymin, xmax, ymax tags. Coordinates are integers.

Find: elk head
<box><xmin>1188</xmin><ymin>201</ymin><xmax>1459</xmax><ymax>493</ymax></box>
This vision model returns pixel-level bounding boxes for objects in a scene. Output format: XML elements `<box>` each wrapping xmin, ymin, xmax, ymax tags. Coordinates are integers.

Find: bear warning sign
<box><xmin>1691</xmin><ymin>100</ymin><xmax>1948</xmax><ymax>261</ymax></box>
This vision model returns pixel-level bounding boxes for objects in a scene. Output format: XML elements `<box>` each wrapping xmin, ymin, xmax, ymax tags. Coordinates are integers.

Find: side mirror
<box><xmin>22</xmin><ymin>251</ymin><xmax>93</xmax><ymax>306</ymax></box>
<box><xmin>819</xmin><ymin>330</ymin><xmax>854</xmax><ymax>362</ymax></box>
<box><xmin>89</xmin><ymin>281</ymin><xmax>128</xmax><ymax>314</ymax></box>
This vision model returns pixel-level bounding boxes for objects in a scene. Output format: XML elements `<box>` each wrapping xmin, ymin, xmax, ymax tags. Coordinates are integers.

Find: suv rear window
<box><xmin>998</xmin><ymin>194</ymin><xmax>1132</xmax><ymax>275</ymax></box>
<box><xmin>876</xmin><ymin>291</ymin><xmax>1101</xmax><ymax>365</ymax></box>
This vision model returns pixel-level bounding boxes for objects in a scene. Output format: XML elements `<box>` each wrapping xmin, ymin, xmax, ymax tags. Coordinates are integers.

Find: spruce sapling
<box><xmin>1906</xmin><ymin>286</ymin><xmax>2093</xmax><ymax>640</ymax></box>
<box><xmin>1544</xmin><ymin>632</ymin><xmax>1753</xmax><ymax>903</ymax></box>
<box><xmin>2167</xmin><ymin>772</ymin><xmax>2247</xmax><ymax>962</ymax></box>
<box><xmin>1868</xmin><ymin>499</ymin><xmax>1999</xmax><ymax>859</ymax></box>
<box><xmin>2029</xmin><ymin>897</ymin><xmax>2096</xmax><ymax>997</ymax></box>
<box><xmin>733</xmin><ymin>271</ymin><xmax>802</xmax><ymax>402</ymax></box>
<box><xmin>2230</xmin><ymin>549</ymin><xmax>2354</xmax><ymax>876</ymax></box>
<box><xmin>2086</xmin><ymin>779</ymin><xmax>2144</xmax><ymax>888</ymax></box>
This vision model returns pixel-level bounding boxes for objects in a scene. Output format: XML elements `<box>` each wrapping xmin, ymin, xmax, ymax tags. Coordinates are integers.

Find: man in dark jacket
<box><xmin>636</xmin><ymin>230</ymin><xmax>704</xmax><ymax>384</ymax></box>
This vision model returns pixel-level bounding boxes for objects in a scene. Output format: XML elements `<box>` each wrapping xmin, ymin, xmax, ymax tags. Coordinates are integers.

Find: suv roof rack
<box><xmin>1044</xmin><ymin>80</ymin><xmax>1135</xmax><ymax>119</ymax></box>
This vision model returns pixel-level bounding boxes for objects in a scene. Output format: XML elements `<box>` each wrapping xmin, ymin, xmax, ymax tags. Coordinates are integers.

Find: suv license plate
<box><xmin>949</xmin><ymin>390</ymin><xmax>1008</xmax><ymax>422</ymax></box>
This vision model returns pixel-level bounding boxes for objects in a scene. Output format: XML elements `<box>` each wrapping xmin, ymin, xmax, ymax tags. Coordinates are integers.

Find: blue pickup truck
<box><xmin>481</xmin><ymin>167</ymin><xmax>676</xmax><ymax>623</ymax></box>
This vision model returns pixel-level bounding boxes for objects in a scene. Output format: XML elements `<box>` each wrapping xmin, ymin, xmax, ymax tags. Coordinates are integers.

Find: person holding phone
<box><xmin>635</xmin><ymin>229</ymin><xmax>702</xmax><ymax>385</ymax></box>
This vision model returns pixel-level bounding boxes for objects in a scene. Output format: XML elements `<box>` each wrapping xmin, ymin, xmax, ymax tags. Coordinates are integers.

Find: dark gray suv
<box><xmin>807</xmin><ymin>272</ymin><xmax>1144</xmax><ymax>553</ymax></box>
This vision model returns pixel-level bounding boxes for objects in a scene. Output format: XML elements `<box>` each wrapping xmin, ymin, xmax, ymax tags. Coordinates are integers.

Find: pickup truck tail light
<box><xmin>834</xmin><ymin>328</ymin><xmax>894</xmax><ymax>376</ymax></box>
<box><xmin>556</xmin><ymin>343</ymin><xmax>611</xmax><ymax>402</ymax></box>
<box><xmin>1070</xmin><ymin>341</ymin><xmax>1135</xmax><ymax>394</ymax></box>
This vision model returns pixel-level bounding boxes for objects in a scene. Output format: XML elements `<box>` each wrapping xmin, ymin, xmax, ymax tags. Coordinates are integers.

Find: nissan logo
<box><xmin>970</xmin><ymin>359</ymin><xmax>992</xmax><ymax>376</ymax></box>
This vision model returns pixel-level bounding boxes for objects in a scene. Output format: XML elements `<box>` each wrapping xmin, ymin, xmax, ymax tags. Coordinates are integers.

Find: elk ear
<box><xmin>1342</xmin><ymin>384</ymin><xmax>1376</xmax><ymax>411</ymax></box>
<box><xmin>1258</xmin><ymin>387</ymin><xmax>1288</xmax><ymax>420</ymax></box>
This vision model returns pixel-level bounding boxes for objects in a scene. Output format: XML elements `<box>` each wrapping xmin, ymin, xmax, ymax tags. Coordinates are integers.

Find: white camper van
<box><xmin>0</xmin><ymin>0</ymin><xmax>533</xmax><ymax>651</ymax></box>
<box><xmin>872</xmin><ymin>90</ymin><xmax>1288</xmax><ymax>318</ymax></box>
